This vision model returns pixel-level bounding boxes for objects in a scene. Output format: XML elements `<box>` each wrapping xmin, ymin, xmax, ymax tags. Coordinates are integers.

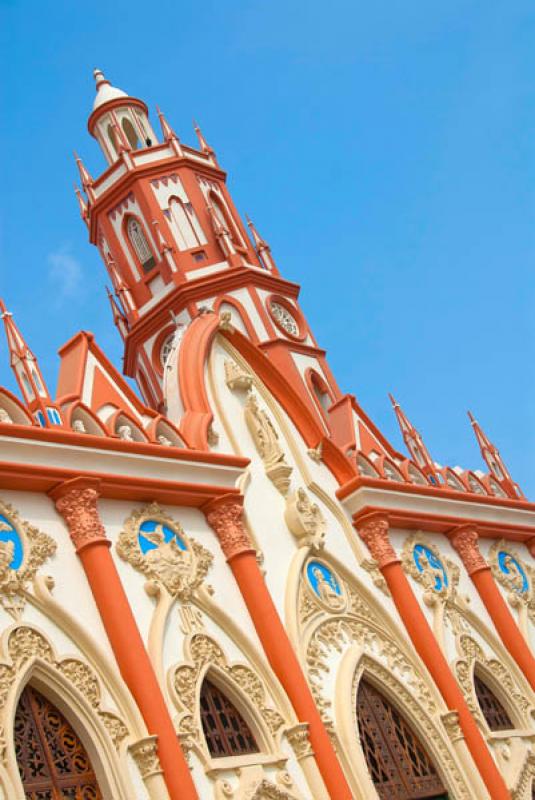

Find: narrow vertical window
<box><xmin>15</xmin><ymin>685</ymin><xmax>103</xmax><ymax>798</ymax></box>
<box><xmin>122</xmin><ymin>117</ymin><xmax>140</xmax><ymax>150</ymax></box>
<box><xmin>127</xmin><ymin>216</ymin><xmax>155</xmax><ymax>273</ymax></box>
<box><xmin>200</xmin><ymin>679</ymin><xmax>259</xmax><ymax>758</ymax></box>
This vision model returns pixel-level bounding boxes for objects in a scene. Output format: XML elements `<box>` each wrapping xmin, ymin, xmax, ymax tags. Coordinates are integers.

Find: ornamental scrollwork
<box><xmin>117</xmin><ymin>502</ymin><xmax>213</xmax><ymax>599</ymax></box>
<box><xmin>454</xmin><ymin>633</ymin><xmax>532</xmax><ymax>728</ymax></box>
<box><xmin>0</xmin><ymin>501</ymin><xmax>56</xmax><ymax>620</ymax></box>
<box><xmin>170</xmin><ymin>633</ymin><xmax>285</xmax><ymax>752</ymax></box>
<box><xmin>215</xmin><ymin>772</ymin><xmax>302</xmax><ymax>800</ymax></box>
<box><xmin>129</xmin><ymin>735</ymin><xmax>162</xmax><ymax>779</ymax></box>
<box><xmin>489</xmin><ymin>540</ymin><xmax>535</xmax><ymax>622</ymax></box>
<box><xmin>512</xmin><ymin>751</ymin><xmax>535</xmax><ymax>800</ymax></box>
<box><xmin>0</xmin><ymin>625</ymin><xmax>128</xmax><ymax>757</ymax></box>
<box><xmin>284</xmin><ymin>488</ymin><xmax>326</xmax><ymax>550</ymax></box>
<box><xmin>401</xmin><ymin>533</ymin><xmax>459</xmax><ymax>606</ymax></box>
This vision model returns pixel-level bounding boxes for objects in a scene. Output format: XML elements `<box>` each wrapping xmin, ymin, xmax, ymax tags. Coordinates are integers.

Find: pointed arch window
<box><xmin>126</xmin><ymin>216</ymin><xmax>156</xmax><ymax>273</ymax></box>
<box><xmin>200</xmin><ymin>678</ymin><xmax>259</xmax><ymax>758</ymax></box>
<box><xmin>474</xmin><ymin>673</ymin><xmax>514</xmax><ymax>732</ymax></box>
<box><xmin>169</xmin><ymin>197</ymin><xmax>204</xmax><ymax>250</ymax></box>
<box><xmin>122</xmin><ymin>117</ymin><xmax>140</xmax><ymax>150</ymax></box>
<box><xmin>356</xmin><ymin>678</ymin><xmax>448</xmax><ymax>799</ymax></box>
<box><xmin>14</xmin><ymin>685</ymin><xmax>103</xmax><ymax>799</ymax></box>
<box><xmin>210</xmin><ymin>193</ymin><xmax>244</xmax><ymax>248</ymax></box>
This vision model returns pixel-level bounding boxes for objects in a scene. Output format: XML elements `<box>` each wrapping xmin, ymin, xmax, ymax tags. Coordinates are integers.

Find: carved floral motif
<box><xmin>0</xmin><ymin>502</ymin><xmax>56</xmax><ymax>619</ymax></box>
<box><xmin>225</xmin><ymin>360</ymin><xmax>253</xmax><ymax>391</ymax></box>
<box><xmin>54</xmin><ymin>487</ymin><xmax>106</xmax><ymax>552</ymax></box>
<box><xmin>129</xmin><ymin>735</ymin><xmax>162</xmax><ymax>779</ymax></box>
<box><xmin>401</xmin><ymin>533</ymin><xmax>459</xmax><ymax>606</ymax></box>
<box><xmin>356</xmin><ymin>514</ymin><xmax>398</xmax><ymax>568</ymax></box>
<box><xmin>117</xmin><ymin>503</ymin><xmax>213</xmax><ymax>599</ymax></box>
<box><xmin>285</xmin><ymin>722</ymin><xmax>313</xmax><ymax>760</ymax></box>
<box><xmin>449</xmin><ymin>526</ymin><xmax>487</xmax><ymax>576</ymax></box>
<box><xmin>205</xmin><ymin>499</ymin><xmax>254</xmax><ymax>561</ymax></box>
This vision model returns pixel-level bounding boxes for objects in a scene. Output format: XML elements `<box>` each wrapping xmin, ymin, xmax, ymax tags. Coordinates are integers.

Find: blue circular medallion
<box><xmin>498</xmin><ymin>551</ymin><xmax>529</xmax><ymax>594</ymax></box>
<box><xmin>307</xmin><ymin>561</ymin><xmax>341</xmax><ymax>599</ymax></box>
<box><xmin>0</xmin><ymin>514</ymin><xmax>23</xmax><ymax>570</ymax></box>
<box><xmin>138</xmin><ymin>520</ymin><xmax>186</xmax><ymax>555</ymax></box>
<box><xmin>413</xmin><ymin>544</ymin><xmax>448</xmax><ymax>591</ymax></box>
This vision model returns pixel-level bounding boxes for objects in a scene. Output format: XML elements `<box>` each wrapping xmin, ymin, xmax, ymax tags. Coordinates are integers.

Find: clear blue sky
<box><xmin>1</xmin><ymin>2</ymin><xmax>534</xmax><ymax>494</ymax></box>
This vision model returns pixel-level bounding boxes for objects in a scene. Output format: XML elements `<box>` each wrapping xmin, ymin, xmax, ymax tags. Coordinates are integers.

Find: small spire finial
<box><xmin>93</xmin><ymin>68</ymin><xmax>110</xmax><ymax>89</ymax></box>
<box><xmin>193</xmin><ymin>119</ymin><xmax>215</xmax><ymax>157</ymax></box>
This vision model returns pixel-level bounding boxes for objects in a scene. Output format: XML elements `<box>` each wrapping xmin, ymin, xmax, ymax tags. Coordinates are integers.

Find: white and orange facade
<box><xmin>0</xmin><ymin>70</ymin><xmax>533</xmax><ymax>800</ymax></box>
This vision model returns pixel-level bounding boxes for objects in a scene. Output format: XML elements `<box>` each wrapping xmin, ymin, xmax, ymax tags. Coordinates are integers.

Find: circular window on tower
<box><xmin>267</xmin><ymin>296</ymin><xmax>305</xmax><ymax>340</ymax></box>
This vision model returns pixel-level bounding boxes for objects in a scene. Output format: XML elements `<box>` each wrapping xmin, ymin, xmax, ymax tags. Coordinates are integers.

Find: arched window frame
<box><xmin>305</xmin><ymin>368</ymin><xmax>335</xmax><ymax>429</ymax></box>
<box><xmin>124</xmin><ymin>214</ymin><xmax>157</xmax><ymax>275</ymax></box>
<box><xmin>168</xmin><ymin>195</ymin><xmax>205</xmax><ymax>251</ymax></box>
<box><xmin>209</xmin><ymin>191</ymin><xmax>246</xmax><ymax>250</ymax></box>
<box><xmin>198</xmin><ymin>673</ymin><xmax>261</xmax><ymax>760</ymax></box>
<box><xmin>472</xmin><ymin>665</ymin><xmax>518</xmax><ymax>734</ymax></box>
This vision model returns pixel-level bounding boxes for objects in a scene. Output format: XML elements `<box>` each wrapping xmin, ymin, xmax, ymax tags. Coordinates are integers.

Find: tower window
<box><xmin>474</xmin><ymin>674</ymin><xmax>514</xmax><ymax>732</ymax></box>
<box><xmin>200</xmin><ymin>679</ymin><xmax>259</xmax><ymax>758</ymax></box>
<box><xmin>126</xmin><ymin>217</ymin><xmax>156</xmax><ymax>273</ymax></box>
<box><xmin>357</xmin><ymin>678</ymin><xmax>447</xmax><ymax>799</ymax></box>
<box><xmin>122</xmin><ymin>117</ymin><xmax>140</xmax><ymax>150</ymax></box>
<box><xmin>15</xmin><ymin>685</ymin><xmax>103</xmax><ymax>798</ymax></box>
<box><xmin>107</xmin><ymin>123</ymin><xmax>118</xmax><ymax>156</ymax></box>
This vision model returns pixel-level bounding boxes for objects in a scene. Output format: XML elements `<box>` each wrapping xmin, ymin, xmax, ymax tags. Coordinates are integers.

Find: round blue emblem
<box><xmin>307</xmin><ymin>560</ymin><xmax>341</xmax><ymax>599</ymax></box>
<box><xmin>0</xmin><ymin>514</ymin><xmax>23</xmax><ymax>570</ymax></box>
<box><xmin>498</xmin><ymin>551</ymin><xmax>529</xmax><ymax>594</ymax></box>
<box><xmin>138</xmin><ymin>520</ymin><xmax>186</xmax><ymax>555</ymax></box>
<box><xmin>413</xmin><ymin>544</ymin><xmax>448</xmax><ymax>591</ymax></box>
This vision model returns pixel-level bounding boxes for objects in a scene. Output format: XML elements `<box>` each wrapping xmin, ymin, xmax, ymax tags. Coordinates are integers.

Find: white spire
<box><xmin>92</xmin><ymin>68</ymin><xmax>128</xmax><ymax>111</ymax></box>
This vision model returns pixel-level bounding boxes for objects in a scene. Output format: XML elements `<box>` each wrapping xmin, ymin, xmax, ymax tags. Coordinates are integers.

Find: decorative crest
<box><xmin>116</xmin><ymin>503</ymin><xmax>213</xmax><ymax>599</ymax></box>
<box><xmin>0</xmin><ymin>501</ymin><xmax>56</xmax><ymax>619</ymax></box>
<box><xmin>284</xmin><ymin>488</ymin><xmax>326</xmax><ymax>550</ymax></box>
<box><xmin>401</xmin><ymin>533</ymin><xmax>459</xmax><ymax>606</ymax></box>
<box><xmin>244</xmin><ymin>392</ymin><xmax>293</xmax><ymax>495</ymax></box>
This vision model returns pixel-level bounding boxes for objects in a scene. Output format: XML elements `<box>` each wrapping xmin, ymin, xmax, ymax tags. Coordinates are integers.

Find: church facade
<box><xmin>0</xmin><ymin>69</ymin><xmax>534</xmax><ymax>800</ymax></box>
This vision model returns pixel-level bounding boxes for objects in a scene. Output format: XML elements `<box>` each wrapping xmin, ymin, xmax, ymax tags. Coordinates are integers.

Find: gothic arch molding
<box><xmin>0</xmin><ymin>625</ymin><xmax>135</xmax><ymax>800</ymax></box>
<box><xmin>336</xmin><ymin>647</ymin><xmax>470</xmax><ymax>800</ymax></box>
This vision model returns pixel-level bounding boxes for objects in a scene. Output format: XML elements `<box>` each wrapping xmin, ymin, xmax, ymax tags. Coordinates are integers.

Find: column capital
<box><xmin>203</xmin><ymin>494</ymin><xmax>255</xmax><ymax>561</ymax></box>
<box><xmin>355</xmin><ymin>512</ymin><xmax>399</xmax><ymax>568</ymax></box>
<box><xmin>449</xmin><ymin>524</ymin><xmax>487</xmax><ymax>575</ymax></box>
<box><xmin>49</xmin><ymin>477</ymin><xmax>108</xmax><ymax>553</ymax></box>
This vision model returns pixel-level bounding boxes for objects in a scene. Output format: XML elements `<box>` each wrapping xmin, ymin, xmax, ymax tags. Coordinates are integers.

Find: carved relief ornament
<box><xmin>129</xmin><ymin>735</ymin><xmax>162</xmax><ymax>779</ymax></box>
<box><xmin>53</xmin><ymin>487</ymin><xmax>106</xmax><ymax>552</ymax></box>
<box><xmin>204</xmin><ymin>497</ymin><xmax>255</xmax><ymax>561</ymax></box>
<box><xmin>244</xmin><ymin>392</ymin><xmax>293</xmax><ymax>495</ymax></box>
<box><xmin>170</xmin><ymin>633</ymin><xmax>285</xmax><ymax>757</ymax></box>
<box><xmin>356</xmin><ymin>513</ymin><xmax>398</xmax><ymax>569</ymax></box>
<box><xmin>401</xmin><ymin>533</ymin><xmax>459</xmax><ymax>606</ymax></box>
<box><xmin>488</xmin><ymin>540</ymin><xmax>535</xmax><ymax>621</ymax></box>
<box><xmin>117</xmin><ymin>502</ymin><xmax>213</xmax><ymax>599</ymax></box>
<box><xmin>449</xmin><ymin>526</ymin><xmax>488</xmax><ymax>576</ymax></box>
<box><xmin>0</xmin><ymin>500</ymin><xmax>56</xmax><ymax>619</ymax></box>
<box><xmin>0</xmin><ymin>625</ymin><xmax>128</xmax><ymax>757</ymax></box>
<box><xmin>224</xmin><ymin>359</ymin><xmax>253</xmax><ymax>391</ymax></box>
<box><xmin>284</xmin><ymin>488</ymin><xmax>326</xmax><ymax>550</ymax></box>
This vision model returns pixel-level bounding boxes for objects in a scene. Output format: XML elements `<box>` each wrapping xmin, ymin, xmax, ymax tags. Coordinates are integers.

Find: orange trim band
<box><xmin>356</xmin><ymin>513</ymin><xmax>510</xmax><ymax>800</ymax></box>
<box><xmin>204</xmin><ymin>496</ymin><xmax>352</xmax><ymax>800</ymax></box>
<box><xmin>50</xmin><ymin>478</ymin><xmax>198</xmax><ymax>800</ymax></box>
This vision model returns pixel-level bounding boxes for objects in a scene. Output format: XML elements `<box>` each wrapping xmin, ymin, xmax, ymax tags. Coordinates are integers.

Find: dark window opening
<box><xmin>357</xmin><ymin>678</ymin><xmax>448</xmax><ymax>799</ymax></box>
<box><xmin>15</xmin><ymin>685</ymin><xmax>103</xmax><ymax>799</ymax></box>
<box><xmin>474</xmin><ymin>674</ymin><xmax>514</xmax><ymax>732</ymax></box>
<box><xmin>200</xmin><ymin>679</ymin><xmax>259</xmax><ymax>758</ymax></box>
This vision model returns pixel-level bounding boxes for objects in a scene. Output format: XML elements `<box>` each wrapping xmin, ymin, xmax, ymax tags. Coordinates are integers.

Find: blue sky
<box><xmin>0</xmin><ymin>1</ymin><xmax>534</xmax><ymax>494</ymax></box>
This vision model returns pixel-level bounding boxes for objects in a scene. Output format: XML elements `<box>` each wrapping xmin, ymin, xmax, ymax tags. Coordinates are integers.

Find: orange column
<box><xmin>355</xmin><ymin>511</ymin><xmax>510</xmax><ymax>800</ymax></box>
<box><xmin>450</xmin><ymin>525</ymin><xmax>535</xmax><ymax>692</ymax></box>
<box><xmin>203</xmin><ymin>495</ymin><xmax>353</xmax><ymax>800</ymax></box>
<box><xmin>50</xmin><ymin>477</ymin><xmax>198</xmax><ymax>800</ymax></box>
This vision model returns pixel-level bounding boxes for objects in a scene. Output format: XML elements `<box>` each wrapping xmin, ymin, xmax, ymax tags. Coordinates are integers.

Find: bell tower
<box><xmin>76</xmin><ymin>69</ymin><xmax>341</xmax><ymax>427</ymax></box>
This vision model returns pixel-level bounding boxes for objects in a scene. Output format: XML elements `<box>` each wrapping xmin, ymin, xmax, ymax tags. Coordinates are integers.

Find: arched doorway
<box><xmin>14</xmin><ymin>685</ymin><xmax>103</xmax><ymax>799</ymax></box>
<box><xmin>356</xmin><ymin>678</ymin><xmax>448</xmax><ymax>799</ymax></box>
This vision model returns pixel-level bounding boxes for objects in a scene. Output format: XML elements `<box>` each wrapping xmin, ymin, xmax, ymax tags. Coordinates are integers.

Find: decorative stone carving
<box><xmin>0</xmin><ymin>501</ymin><xmax>56</xmax><ymax>619</ymax></box>
<box><xmin>117</xmin><ymin>424</ymin><xmax>134</xmax><ymax>441</ymax></box>
<box><xmin>215</xmin><ymin>773</ymin><xmax>300</xmax><ymax>800</ymax></box>
<box><xmin>284</xmin><ymin>488</ymin><xmax>326</xmax><ymax>550</ymax></box>
<box><xmin>401</xmin><ymin>533</ymin><xmax>459</xmax><ymax>606</ymax></box>
<box><xmin>0</xmin><ymin>409</ymin><xmax>13</xmax><ymax>424</ymax></box>
<box><xmin>285</xmin><ymin>722</ymin><xmax>313</xmax><ymax>760</ymax></box>
<box><xmin>225</xmin><ymin>359</ymin><xmax>253</xmax><ymax>391</ymax></box>
<box><xmin>157</xmin><ymin>434</ymin><xmax>172</xmax><ymax>446</ymax></box>
<box><xmin>207</xmin><ymin>424</ymin><xmax>220</xmax><ymax>446</ymax></box>
<box><xmin>449</xmin><ymin>526</ymin><xmax>488</xmax><ymax>575</ymax></box>
<box><xmin>356</xmin><ymin>514</ymin><xmax>398</xmax><ymax>569</ymax></box>
<box><xmin>170</xmin><ymin>633</ymin><xmax>284</xmax><ymax>753</ymax></box>
<box><xmin>0</xmin><ymin>625</ymin><xmax>128</xmax><ymax>754</ymax></box>
<box><xmin>129</xmin><ymin>735</ymin><xmax>162</xmax><ymax>779</ymax></box>
<box><xmin>244</xmin><ymin>392</ymin><xmax>293</xmax><ymax>495</ymax></box>
<box><xmin>54</xmin><ymin>487</ymin><xmax>107</xmax><ymax>552</ymax></box>
<box><xmin>454</xmin><ymin>632</ymin><xmax>532</xmax><ymax>726</ymax></box>
<box><xmin>72</xmin><ymin>418</ymin><xmax>87</xmax><ymax>433</ymax></box>
<box><xmin>306</xmin><ymin>442</ymin><xmax>323</xmax><ymax>463</ymax></box>
<box><xmin>305</xmin><ymin>560</ymin><xmax>346</xmax><ymax>612</ymax></box>
<box><xmin>117</xmin><ymin>503</ymin><xmax>213</xmax><ymax>599</ymax></box>
<box><xmin>440</xmin><ymin>711</ymin><xmax>463</xmax><ymax>743</ymax></box>
<box><xmin>204</xmin><ymin>498</ymin><xmax>255</xmax><ymax>561</ymax></box>
<box><xmin>512</xmin><ymin>751</ymin><xmax>535</xmax><ymax>800</ymax></box>
<box><xmin>360</xmin><ymin>557</ymin><xmax>390</xmax><ymax>596</ymax></box>
<box><xmin>488</xmin><ymin>540</ymin><xmax>534</xmax><ymax>621</ymax></box>
<box><xmin>218</xmin><ymin>310</ymin><xmax>234</xmax><ymax>332</ymax></box>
